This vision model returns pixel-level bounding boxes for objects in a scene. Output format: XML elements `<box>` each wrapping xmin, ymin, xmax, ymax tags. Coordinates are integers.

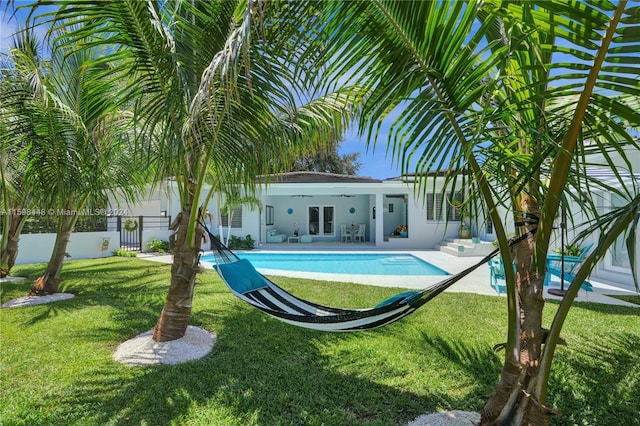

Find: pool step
<box><xmin>379</xmin><ymin>256</ymin><xmax>419</xmax><ymax>264</ymax></box>
<box><xmin>435</xmin><ymin>238</ymin><xmax>495</xmax><ymax>257</ymax></box>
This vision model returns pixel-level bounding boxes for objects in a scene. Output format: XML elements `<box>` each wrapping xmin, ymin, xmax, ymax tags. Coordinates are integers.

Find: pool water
<box><xmin>201</xmin><ymin>252</ymin><xmax>449</xmax><ymax>276</ymax></box>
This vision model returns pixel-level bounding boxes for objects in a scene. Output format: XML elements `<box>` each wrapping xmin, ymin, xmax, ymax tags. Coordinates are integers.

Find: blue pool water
<box><xmin>201</xmin><ymin>252</ymin><xmax>449</xmax><ymax>276</ymax></box>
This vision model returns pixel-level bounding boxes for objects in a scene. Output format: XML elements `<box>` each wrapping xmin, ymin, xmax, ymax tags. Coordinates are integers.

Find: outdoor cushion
<box><xmin>375</xmin><ymin>290</ymin><xmax>420</xmax><ymax>308</ymax></box>
<box><xmin>218</xmin><ymin>259</ymin><xmax>269</xmax><ymax>294</ymax></box>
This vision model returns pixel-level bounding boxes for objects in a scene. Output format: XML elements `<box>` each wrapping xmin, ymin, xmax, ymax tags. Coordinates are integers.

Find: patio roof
<box><xmin>257</xmin><ymin>171</ymin><xmax>383</xmax><ymax>184</ymax></box>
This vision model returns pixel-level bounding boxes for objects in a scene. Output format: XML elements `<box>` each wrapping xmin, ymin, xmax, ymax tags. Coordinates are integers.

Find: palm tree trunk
<box><xmin>481</xmin><ymin>275</ymin><xmax>549</xmax><ymax>424</ymax></box>
<box><xmin>29</xmin><ymin>213</ymin><xmax>75</xmax><ymax>295</ymax></box>
<box><xmin>0</xmin><ymin>213</ymin><xmax>27</xmax><ymax>278</ymax></box>
<box><xmin>481</xmin><ymin>208</ymin><xmax>550</xmax><ymax>425</ymax></box>
<box><xmin>153</xmin><ymin>207</ymin><xmax>204</xmax><ymax>342</ymax></box>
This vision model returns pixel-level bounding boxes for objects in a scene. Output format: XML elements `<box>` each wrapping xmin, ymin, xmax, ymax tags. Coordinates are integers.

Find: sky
<box><xmin>341</xmin><ymin>127</ymin><xmax>409</xmax><ymax>180</ymax></box>
<box><xmin>0</xmin><ymin>4</ymin><xmax>409</xmax><ymax>180</ymax></box>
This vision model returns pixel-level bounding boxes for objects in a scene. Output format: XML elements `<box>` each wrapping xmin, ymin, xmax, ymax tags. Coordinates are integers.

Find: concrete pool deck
<box><xmin>138</xmin><ymin>249</ymin><xmax>639</xmax><ymax>308</ymax></box>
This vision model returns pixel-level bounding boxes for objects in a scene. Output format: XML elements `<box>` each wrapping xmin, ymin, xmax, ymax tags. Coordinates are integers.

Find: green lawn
<box><xmin>1</xmin><ymin>257</ymin><xmax>638</xmax><ymax>425</ymax></box>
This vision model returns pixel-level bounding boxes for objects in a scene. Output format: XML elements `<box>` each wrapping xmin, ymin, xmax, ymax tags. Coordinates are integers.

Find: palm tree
<box><xmin>305</xmin><ymin>1</ymin><xmax>639</xmax><ymax>424</ymax></box>
<box><xmin>0</xmin><ymin>132</ymin><xmax>31</xmax><ymax>279</ymax></box>
<box><xmin>4</xmin><ymin>27</ymin><xmax>144</xmax><ymax>294</ymax></box>
<box><xmin>0</xmin><ymin>28</ymin><xmax>44</xmax><ymax>278</ymax></box>
<box><xmin>0</xmin><ymin>64</ymin><xmax>30</xmax><ymax>278</ymax></box>
<box><xmin>35</xmin><ymin>0</ymin><xmax>362</xmax><ymax>341</ymax></box>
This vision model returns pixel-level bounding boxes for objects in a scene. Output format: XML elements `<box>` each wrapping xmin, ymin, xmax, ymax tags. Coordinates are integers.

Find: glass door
<box><xmin>308</xmin><ymin>206</ymin><xmax>335</xmax><ymax>236</ymax></box>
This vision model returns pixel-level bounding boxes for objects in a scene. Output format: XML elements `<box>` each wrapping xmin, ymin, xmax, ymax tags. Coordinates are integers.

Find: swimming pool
<box><xmin>201</xmin><ymin>252</ymin><xmax>449</xmax><ymax>276</ymax></box>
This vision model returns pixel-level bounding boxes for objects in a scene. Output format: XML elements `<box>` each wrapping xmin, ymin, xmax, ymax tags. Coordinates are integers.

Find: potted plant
<box><xmin>452</xmin><ymin>198</ymin><xmax>472</xmax><ymax>239</ymax></box>
<box><xmin>394</xmin><ymin>225</ymin><xmax>408</xmax><ymax>237</ymax></box>
<box><xmin>459</xmin><ymin>223</ymin><xmax>471</xmax><ymax>239</ymax></box>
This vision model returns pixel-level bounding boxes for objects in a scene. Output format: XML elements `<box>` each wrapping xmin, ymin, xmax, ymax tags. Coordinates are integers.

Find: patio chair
<box><xmin>489</xmin><ymin>257</ymin><xmax>507</xmax><ymax>295</ymax></box>
<box><xmin>353</xmin><ymin>223</ymin><xmax>366</xmax><ymax>242</ymax></box>
<box><xmin>340</xmin><ymin>224</ymin><xmax>352</xmax><ymax>242</ymax></box>
<box><xmin>544</xmin><ymin>243</ymin><xmax>593</xmax><ymax>292</ymax></box>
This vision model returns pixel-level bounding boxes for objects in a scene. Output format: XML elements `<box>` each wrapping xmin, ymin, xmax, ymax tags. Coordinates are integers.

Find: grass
<box><xmin>606</xmin><ymin>294</ymin><xmax>640</xmax><ymax>306</ymax></box>
<box><xmin>1</xmin><ymin>257</ymin><xmax>639</xmax><ymax>426</ymax></box>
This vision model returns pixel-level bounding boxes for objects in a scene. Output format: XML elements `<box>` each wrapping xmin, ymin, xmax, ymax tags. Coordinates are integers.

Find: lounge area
<box><xmin>265</xmin><ymin>228</ymin><xmax>313</xmax><ymax>244</ymax></box>
<box><xmin>265</xmin><ymin>229</ymin><xmax>287</xmax><ymax>243</ymax></box>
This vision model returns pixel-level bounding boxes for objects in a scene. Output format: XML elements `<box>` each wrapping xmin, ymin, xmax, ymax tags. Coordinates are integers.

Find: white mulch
<box><xmin>0</xmin><ymin>276</ymin><xmax>26</xmax><ymax>283</ymax></box>
<box><xmin>1</xmin><ymin>292</ymin><xmax>74</xmax><ymax>308</ymax></box>
<box><xmin>408</xmin><ymin>410</ymin><xmax>480</xmax><ymax>426</ymax></box>
<box><xmin>113</xmin><ymin>326</ymin><xmax>216</xmax><ymax>366</ymax></box>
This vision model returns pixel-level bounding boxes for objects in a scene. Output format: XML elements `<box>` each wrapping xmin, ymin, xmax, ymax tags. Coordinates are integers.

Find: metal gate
<box><xmin>118</xmin><ymin>216</ymin><xmax>142</xmax><ymax>252</ymax></box>
<box><xmin>108</xmin><ymin>215</ymin><xmax>172</xmax><ymax>252</ymax></box>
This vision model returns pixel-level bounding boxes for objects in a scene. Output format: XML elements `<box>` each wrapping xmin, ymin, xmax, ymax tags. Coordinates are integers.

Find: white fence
<box><xmin>15</xmin><ymin>231</ymin><xmax>119</xmax><ymax>265</ymax></box>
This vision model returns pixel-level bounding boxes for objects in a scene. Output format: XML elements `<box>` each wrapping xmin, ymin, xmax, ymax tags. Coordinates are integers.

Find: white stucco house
<box><xmin>111</xmin><ymin>165</ymin><xmax>639</xmax><ymax>289</ymax></box>
<box><xmin>116</xmin><ymin>171</ymin><xmax>484</xmax><ymax>251</ymax></box>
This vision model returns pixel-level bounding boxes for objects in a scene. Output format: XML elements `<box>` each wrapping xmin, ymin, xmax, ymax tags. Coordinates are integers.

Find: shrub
<box><xmin>112</xmin><ymin>248</ymin><xmax>138</xmax><ymax>257</ymax></box>
<box><xmin>145</xmin><ymin>237</ymin><xmax>171</xmax><ymax>253</ymax></box>
<box><xmin>228</xmin><ymin>234</ymin><xmax>254</xmax><ymax>250</ymax></box>
<box><xmin>553</xmin><ymin>244</ymin><xmax>583</xmax><ymax>257</ymax></box>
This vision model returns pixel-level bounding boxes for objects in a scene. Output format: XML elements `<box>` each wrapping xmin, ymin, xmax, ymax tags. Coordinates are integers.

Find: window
<box><xmin>448</xmin><ymin>192</ymin><xmax>463</xmax><ymax>221</ymax></box>
<box><xmin>485</xmin><ymin>218</ymin><xmax>494</xmax><ymax>235</ymax></box>
<box><xmin>308</xmin><ymin>205</ymin><xmax>334</xmax><ymax>236</ymax></box>
<box><xmin>426</xmin><ymin>193</ymin><xmax>444</xmax><ymax>221</ymax></box>
<box><xmin>265</xmin><ymin>205</ymin><xmax>274</xmax><ymax>226</ymax></box>
<box><xmin>220</xmin><ymin>207</ymin><xmax>242</xmax><ymax>228</ymax></box>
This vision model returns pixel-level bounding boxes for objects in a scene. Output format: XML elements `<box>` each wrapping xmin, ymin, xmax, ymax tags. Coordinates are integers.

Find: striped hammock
<box><xmin>208</xmin><ymin>234</ymin><xmax>500</xmax><ymax>332</ymax></box>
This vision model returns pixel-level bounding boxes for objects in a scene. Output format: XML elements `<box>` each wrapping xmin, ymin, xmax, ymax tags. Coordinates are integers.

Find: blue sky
<box><xmin>341</xmin><ymin>128</ymin><xmax>408</xmax><ymax>180</ymax></box>
<box><xmin>1</xmin><ymin>5</ymin><xmax>407</xmax><ymax>180</ymax></box>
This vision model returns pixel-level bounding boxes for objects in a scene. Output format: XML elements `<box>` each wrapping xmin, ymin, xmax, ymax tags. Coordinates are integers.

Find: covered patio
<box><xmin>255</xmin><ymin>172</ymin><xmax>414</xmax><ymax>248</ymax></box>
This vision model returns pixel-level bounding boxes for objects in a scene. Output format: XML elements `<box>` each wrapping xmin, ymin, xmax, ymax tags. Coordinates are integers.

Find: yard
<box><xmin>1</xmin><ymin>257</ymin><xmax>638</xmax><ymax>425</ymax></box>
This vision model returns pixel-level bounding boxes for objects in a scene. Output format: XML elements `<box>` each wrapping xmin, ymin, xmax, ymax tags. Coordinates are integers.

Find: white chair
<box><xmin>340</xmin><ymin>224</ymin><xmax>352</xmax><ymax>242</ymax></box>
<box><xmin>354</xmin><ymin>224</ymin><xmax>366</xmax><ymax>242</ymax></box>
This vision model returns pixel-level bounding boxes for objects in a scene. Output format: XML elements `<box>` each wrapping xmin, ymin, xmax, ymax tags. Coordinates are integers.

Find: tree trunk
<box><xmin>153</xmin><ymin>208</ymin><xmax>205</xmax><ymax>342</ymax></box>
<box><xmin>29</xmin><ymin>213</ymin><xmax>75</xmax><ymax>296</ymax></box>
<box><xmin>0</xmin><ymin>213</ymin><xmax>26</xmax><ymax>278</ymax></box>
<box><xmin>481</xmin><ymin>208</ymin><xmax>550</xmax><ymax>425</ymax></box>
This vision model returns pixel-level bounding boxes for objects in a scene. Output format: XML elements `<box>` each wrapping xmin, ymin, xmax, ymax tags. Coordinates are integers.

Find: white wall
<box><xmin>15</xmin><ymin>231</ymin><xmax>119</xmax><ymax>265</ymax></box>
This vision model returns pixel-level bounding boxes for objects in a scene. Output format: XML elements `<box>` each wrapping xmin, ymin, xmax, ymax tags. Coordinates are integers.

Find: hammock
<box><xmin>207</xmin><ymin>233</ymin><xmax>500</xmax><ymax>332</ymax></box>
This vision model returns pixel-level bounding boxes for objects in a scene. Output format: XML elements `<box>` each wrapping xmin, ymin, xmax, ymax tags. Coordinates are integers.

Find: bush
<box><xmin>228</xmin><ymin>234</ymin><xmax>254</xmax><ymax>250</ymax></box>
<box><xmin>112</xmin><ymin>248</ymin><xmax>138</xmax><ymax>257</ymax></box>
<box><xmin>145</xmin><ymin>237</ymin><xmax>171</xmax><ymax>253</ymax></box>
<box><xmin>553</xmin><ymin>244</ymin><xmax>583</xmax><ymax>257</ymax></box>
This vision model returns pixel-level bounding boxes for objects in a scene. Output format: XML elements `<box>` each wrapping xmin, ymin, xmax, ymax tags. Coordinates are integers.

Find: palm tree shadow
<box><xmin>5</xmin><ymin>258</ymin><xmax>494</xmax><ymax>424</ymax></box>
<box><xmin>38</xmin><ymin>306</ymin><xmax>484</xmax><ymax>426</ymax></box>
<box><xmin>3</xmin><ymin>258</ymin><xmax>172</xmax><ymax>329</ymax></box>
<box><xmin>415</xmin><ymin>332</ymin><xmax>502</xmax><ymax>399</ymax></box>
<box><xmin>548</xmin><ymin>332</ymin><xmax>640</xmax><ymax>425</ymax></box>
